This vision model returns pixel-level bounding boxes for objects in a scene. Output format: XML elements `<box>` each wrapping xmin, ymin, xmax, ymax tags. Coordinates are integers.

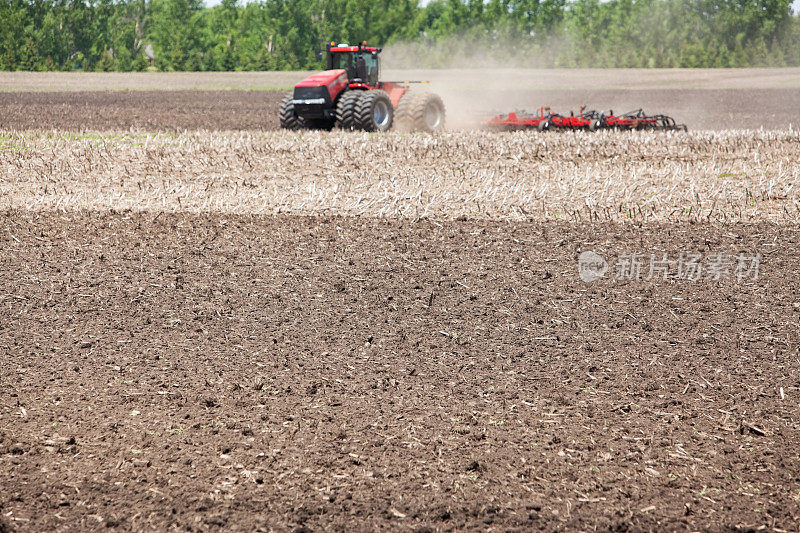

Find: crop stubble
<box><xmin>1</xmin><ymin>129</ymin><xmax>798</xmax><ymax>222</ymax></box>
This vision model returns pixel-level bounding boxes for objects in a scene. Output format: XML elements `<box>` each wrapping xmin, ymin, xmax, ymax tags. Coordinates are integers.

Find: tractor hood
<box><xmin>295</xmin><ymin>69</ymin><xmax>347</xmax><ymax>88</ymax></box>
<box><xmin>294</xmin><ymin>69</ymin><xmax>349</xmax><ymax>104</ymax></box>
<box><xmin>292</xmin><ymin>69</ymin><xmax>348</xmax><ymax>114</ymax></box>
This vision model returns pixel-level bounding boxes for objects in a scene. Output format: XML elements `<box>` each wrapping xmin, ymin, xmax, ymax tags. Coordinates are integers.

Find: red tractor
<box><xmin>280</xmin><ymin>42</ymin><xmax>446</xmax><ymax>133</ymax></box>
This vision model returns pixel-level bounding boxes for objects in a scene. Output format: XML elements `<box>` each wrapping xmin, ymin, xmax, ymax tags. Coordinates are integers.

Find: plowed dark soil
<box><xmin>2</xmin><ymin>212</ymin><xmax>799</xmax><ymax>531</ymax></box>
<box><xmin>0</xmin><ymin>91</ymin><xmax>285</xmax><ymax>131</ymax></box>
<box><xmin>1</xmin><ymin>88</ymin><xmax>799</xmax><ymax>131</ymax></box>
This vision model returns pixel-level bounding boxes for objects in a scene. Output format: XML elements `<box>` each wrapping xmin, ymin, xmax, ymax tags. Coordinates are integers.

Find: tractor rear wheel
<box><xmin>279</xmin><ymin>93</ymin><xmax>304</xmax><ymax>130</ymax></box>
<box><xmin>394</xmin><ymin>92</ymin><xmax>446</xmax><ymax>132</ymax></box>
<box><xmin>354</xmin><ymin>90</ymin><xmax>394</xmax><ymax>132</ymax></box>
<box><xmin>336</xmin><ymin>91</ymin><xmax>361</xmax><ymax>130</ymax></box>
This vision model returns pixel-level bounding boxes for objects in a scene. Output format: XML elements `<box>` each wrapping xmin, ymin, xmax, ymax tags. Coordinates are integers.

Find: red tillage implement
<box><xmin>487</xmin><ymin>106</ymin><xmax>552</xmax><ymax>131</ymax></box>
<box><xmin>547</xmin><ymin>106</ymin><xmax>602</xmax><ymax>130</ymax></box>
<box><xmin>601</xmin><ymin>109</ymin><xmax>688</xmax><ymax>131</ymax></box>
<box><xmin>486</xmin><ymin>106</ymin><xmax>687</xmax><ymax>132</ymax></box>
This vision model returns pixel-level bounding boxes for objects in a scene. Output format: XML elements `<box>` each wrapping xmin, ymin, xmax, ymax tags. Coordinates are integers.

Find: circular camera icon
<box><xmin>578</xmin><ymin>251</ymin><xmax>608</xmax><ymax>282</ymax></box>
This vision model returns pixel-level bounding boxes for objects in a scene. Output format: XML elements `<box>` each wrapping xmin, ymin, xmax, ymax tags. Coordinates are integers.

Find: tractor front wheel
<box><xmin>335</xmin><ymin>91</ymin><xmax>361</xmax><ymax>130</ymax></box>
<box><xmin>354</xmin><ymin>90</ymin><xmax>394</xmax><ymax>132</ymax></box>
<box><xmin>279</xmin><ymin>93</ymin><xmax>303</xmax><ymax>130</ymax></box>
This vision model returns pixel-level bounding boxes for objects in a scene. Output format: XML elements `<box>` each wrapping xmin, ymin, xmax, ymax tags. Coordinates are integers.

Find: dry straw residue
<box><xmin>1</xmin><ymin>129</ymin><xmax>798</xmax><ymax>222</ymax></box>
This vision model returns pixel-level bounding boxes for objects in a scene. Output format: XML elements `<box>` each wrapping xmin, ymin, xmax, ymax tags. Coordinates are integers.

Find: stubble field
<box><xmin>1</xmin><ymin>71</ymin><xmax>799</xmax><ymax>532</ymax></box>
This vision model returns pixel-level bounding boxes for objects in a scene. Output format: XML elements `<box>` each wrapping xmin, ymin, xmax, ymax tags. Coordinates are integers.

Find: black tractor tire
<box><xmin>393</xmin><ymin>92</ymin><xmax>413</xmax><ymax>131</ymax></box>
<box><xmin>336</xmin><ymin>91</ymin><xmax>362</xmax><ymax>130</ymax></box>
<box><xmin>589</xmin><ymin>119</ymin><xmax>601</xmax><ymax>131</ymax></box>
<box><xmin>537</xmin><ymin>120</ymin><xmax>550</xmax><ymax>132</ymax></box>
<box><xmin>354</xmin><ymin>90</ymin><xmax>394</xmax><ymax>132</ymax></box>
<box><xmin>394</xmin><ymin>92</ymin><xmax>446</xmax><ymax>132</ymax></box>
<box><xmin>279</xmin><ymin>93</ymin><xmax>303</xmax><ymax>130</ymax></box>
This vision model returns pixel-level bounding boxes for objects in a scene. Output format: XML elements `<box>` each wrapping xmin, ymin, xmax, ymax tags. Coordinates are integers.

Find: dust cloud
<box><xmin>381</xmin><ymin>35</ymin><xmax>597</xmax><ymax>129</ymax></box>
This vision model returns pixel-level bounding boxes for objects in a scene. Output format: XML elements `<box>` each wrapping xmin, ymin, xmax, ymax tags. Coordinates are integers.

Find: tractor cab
<box><xmin>326</xmin><ymin>42</ymin><xmax>381</xmax><ymax>87</ymax></box>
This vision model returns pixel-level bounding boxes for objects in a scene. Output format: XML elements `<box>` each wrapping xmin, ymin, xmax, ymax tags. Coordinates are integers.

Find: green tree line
<box><xmin>1</xmin><ymin>0</ymin><xmax>798</xmax><ymax>70</ymax></box>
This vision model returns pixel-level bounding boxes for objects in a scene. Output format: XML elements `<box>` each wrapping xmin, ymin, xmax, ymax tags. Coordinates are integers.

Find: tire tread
<box><xmin>335</xmin><ymin>91</ymin><xmax>361</xmax><ymax>130</ymax></box>
<box><xmin>354</xmin><ymin>90</ymin><xmax>393</xmax><ymax>132</ymax></box>
<box><xmin>279</xmin><ymin>93</ymin><xmax>303</xmax><ymax>130</ymax></box>
<box><xmin>393</xmin><ymin>92</ymin><xmax>445</xmax><ymax>132</ymax></box>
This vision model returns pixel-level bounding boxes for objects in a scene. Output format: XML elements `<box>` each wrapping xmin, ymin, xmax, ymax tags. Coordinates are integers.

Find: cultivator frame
<box><xmin>602</xmin><ymin>109</ymin><xmax>688</xmax><ymax>131</ymax></box>
<box><xmin>487</xmin><ymin>106</ymin><xmax>687</xmax><ymax>132</ymax></box>
<box><xmin>486</xmin><ymin>106</ymin><xmax>552</xmax><ymax>131</ymax></box>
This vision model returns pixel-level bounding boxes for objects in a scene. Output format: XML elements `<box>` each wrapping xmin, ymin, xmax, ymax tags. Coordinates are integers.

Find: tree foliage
<box><xmin>0</xmin><ymin>0</ymin><xmax>798</xmax><ymax>70</ymax></box>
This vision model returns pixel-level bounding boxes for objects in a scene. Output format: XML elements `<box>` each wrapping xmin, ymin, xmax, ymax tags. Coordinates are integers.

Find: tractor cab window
<box><xmin>330</xmin><ymin>53</ymin><xmax>355</xmax><ymax>79</ymax></box>
<box><xmin>361</xmin><ymin>52</ymin><xmax>379</xmax><ymax>85</ymax></box>
<box><xmin>330</xmin><ymin>52</ymin><xmax>379</xmax><ymax>86</ymax></box>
